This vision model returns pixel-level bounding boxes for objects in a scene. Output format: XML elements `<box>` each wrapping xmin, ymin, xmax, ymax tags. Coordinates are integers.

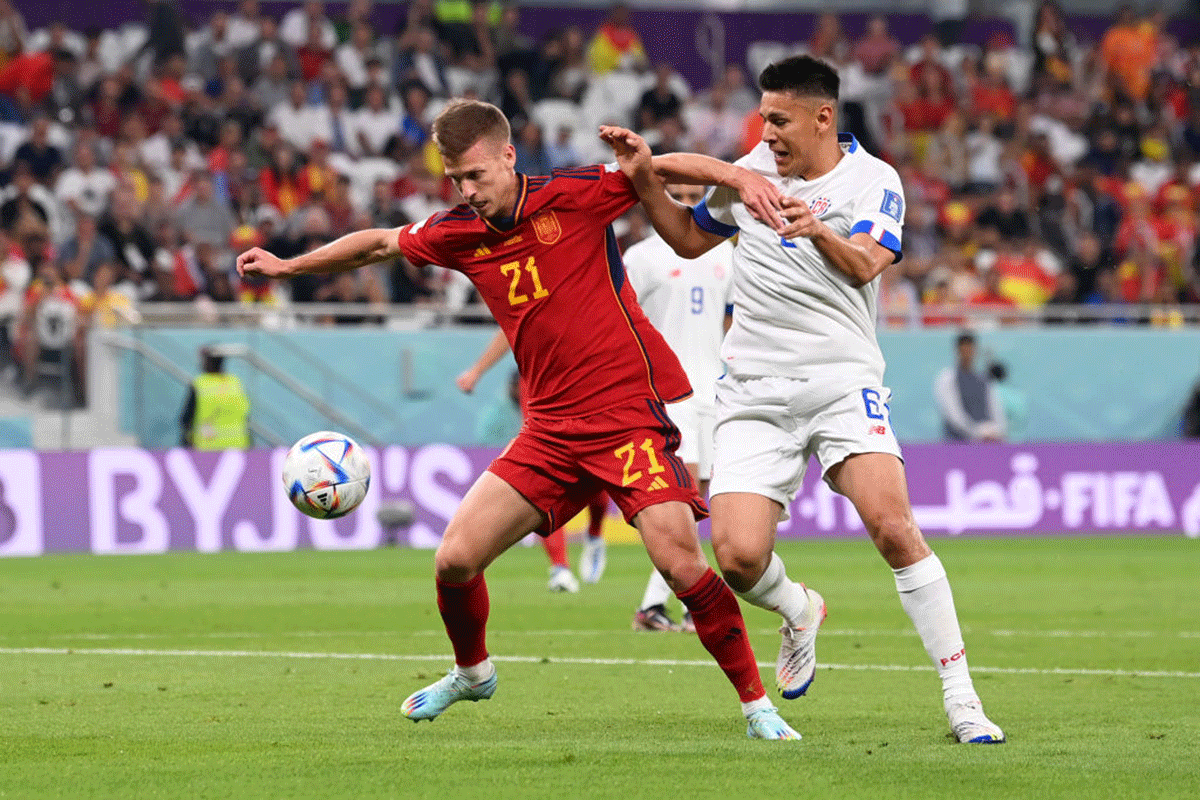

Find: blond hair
<box><xmin>431</xmin><ymin>99</ymin><xmax>511</xmax><ymax>159</ymax></box>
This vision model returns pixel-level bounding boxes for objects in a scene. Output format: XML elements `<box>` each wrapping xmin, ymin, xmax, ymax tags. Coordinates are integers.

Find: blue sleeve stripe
<box><xmin>692</xmin><ymin>201</ymin><xmax>739</xmax><ymax>238</ymax></box>
<box><xmin>724</xmin><ymin>304</ymin><xmax>734</xmax><ymax>315</ymax></box>
<box><xmin>849</xmin><ymin>219</ymin><xmax>903</xmax><ymax>263</ymax></box>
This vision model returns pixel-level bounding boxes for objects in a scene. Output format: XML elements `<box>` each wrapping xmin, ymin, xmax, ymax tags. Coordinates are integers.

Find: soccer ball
<box><xmin>282</xmin><ymin>431</ymin><xmax>371</xmax><ymax>519</ymax></box>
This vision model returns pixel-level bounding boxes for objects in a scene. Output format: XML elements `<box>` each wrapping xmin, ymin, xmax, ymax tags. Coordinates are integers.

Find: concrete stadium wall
<box><xmin>118</xmin><ymin>326</ymin><xmax>1200</xmax><ymax>449</ymax></box>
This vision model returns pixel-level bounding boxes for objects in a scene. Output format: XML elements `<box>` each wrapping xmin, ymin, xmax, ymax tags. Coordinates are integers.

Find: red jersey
<box><xmin>397</xmin><ymin>165</ymin><xmax>691</xmax><ymax>419</ymax></box>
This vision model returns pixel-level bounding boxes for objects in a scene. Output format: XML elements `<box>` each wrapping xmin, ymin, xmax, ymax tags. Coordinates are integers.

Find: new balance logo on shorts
<box><xmin>868</xmin><ymin>425</ymin><xmax>887</xmax><ymax>435</ymax></box>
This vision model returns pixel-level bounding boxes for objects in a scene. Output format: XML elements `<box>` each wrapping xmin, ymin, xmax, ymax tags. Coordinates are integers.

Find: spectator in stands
<box><xmin>1030</xmin><ymin>1</ymin><xmax>1077</xmax><ymax>93</ymax></box>
<box><xmin>180</xmin><ymin>345</ymin><xmax>251</xmax><ymax>450</ymax></box>
<box><xmin>81</xmin><ymin>261</ymin><xmax>138</xmax><ymax>327</ymax></box>
<box><xmin>877</xmin><ymin>263</ymin><xmax>921</xmax><ymax>329</ymax></box>
<box><xmin>0</xmin><ymin>162</ymin><xmax>54</xmax><ymax>240</ymax></box>
<box><xmin>586</xmin><ymin>2</ymin><xmax>647</xmax><ymax>75</ymax></box>
<box><xmin>336</xmin><ymin>22</ymin><xmax>381</xmax><ymax>93</ymax></box>
<box><xmin>175</xmin><ymin>170</ymin><xmax>236</xmax><ymax>248</ymax></box>
<box><xmin>0</xmin><ymin>0</ymin><xmax>27</xmax><ymax>64</ymax></box>
<box><xmin>637</xmin><ymin>62</ymin><xmax>684</xmax><ymax>131</ymax></box>
<box><xmin>684</xmin><ymin>81</ymin><xmax>742</xmax><ymax>161</ymax></box>
<box><xmin>12</xmin><ymin>115</ymin><xmax>61</xmax><ymax>186</ymax></box>
<box><xmin>280</xmin><ymin>0</ymin><xmax>336</xmax><ymax>51</ymax></box>
<box><xmin>806</xmin><ymin>13</ymin><xmax>848</xmax><ymax>65</ymax></box>
<box><xmin>910</xmin><ymin>32</ymin><xmax>955</xmax><ymax>101</ymax></box>
<box><xmin>353</xmin><ymin>83</ymin><xmax>399</xmax><ymax>158</ymax></box>
<box><xmin>934</xmin><ymin>332</ymin><xmax>1006</xmax><ymax>442</ymax></box>
<box><xmin>976</xmin><ymin>187</ymin><xmax>1031</xmax><ymax>241</ymax></box>
<box><xmin>17</xmin><ymin>253</ymin><xmax>85</xmax><ymax>403</ymax></box>
<box><xmin>545</xmin><ymin>125</ymin><xmax>581</xmax><ymax>170</ymax></box>
<box><xmin>98</xmin><ymin>186</ymin><xmax>155</xmax><ymax>285</ymax></box>
<box><xmin>57</xmin><ymin>210</ymin><xmax>114</xmax><ymax>288</ymax></box>
<box><xmin>393</xmin><ymin>25</ymin><xmax>448</xmax><ymax>98</ymax></box>
<box><xmin>964</xmin><ymin>116</ymin><xmax>1005</xmax><ymax>193</ymax></box>
<box><xmin>1098</xmin><ymin>5</ymin><xmax>1158</xmax><ymax>103</ymax></box>
<box><xmin>499</xmin><ymin>67</ymin><xmax>534</xmax><ymax>131</ymax></box>
<box><xmin>513</xmin><ymin>122</ymin><xmax>549</xmax><ymax>176</ymax></box>
<box><xmin>55</xmin><ymin>140</ymin><xmax>115</xmax><ymax>221</ymax></box>
<box><xmin>250</xmin><ymin>51</ymin><xmax>294</xmax><ymax>113</ymax></box>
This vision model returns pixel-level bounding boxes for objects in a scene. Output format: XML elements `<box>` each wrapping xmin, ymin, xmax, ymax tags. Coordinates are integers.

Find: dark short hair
<box><xmin>759</xmin><ymin>55</ymin><xmax>839</xmax><ymax>101</ymax></box>
<box><xmin>956</xmin><ymin>332</ymin><xmax>976</xmax><ymax>347</ymax></box>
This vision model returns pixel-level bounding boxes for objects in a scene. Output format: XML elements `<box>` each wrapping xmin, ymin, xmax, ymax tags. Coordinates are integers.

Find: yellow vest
<box><xmin>433</xmin><ymin>0</ymin><xmax>500</xmax><ymax>24</ymax></box>
<box><xmin>192</xmin><ymin>373</ymin><xmax>251</xmax><ymax>450</ymax></box>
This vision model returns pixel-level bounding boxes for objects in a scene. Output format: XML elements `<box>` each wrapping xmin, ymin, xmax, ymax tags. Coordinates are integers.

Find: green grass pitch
<box><xmin>1</xmin><ymin>536</ymin><xmax>1197</xmax><ymax>800</ymax></box>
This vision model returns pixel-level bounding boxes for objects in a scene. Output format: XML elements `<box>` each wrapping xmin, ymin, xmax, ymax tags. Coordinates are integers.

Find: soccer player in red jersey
<box><xmin>237</xmin><ymin>99</ymin><xmax>800</xmax><ymax>739</ymax></box>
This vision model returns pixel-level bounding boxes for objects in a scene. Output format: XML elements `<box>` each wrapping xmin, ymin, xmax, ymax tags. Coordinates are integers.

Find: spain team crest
<box><xmin>532</xmin><ymin>211</ymin><xmax>562</xmax><ymax>245</ymax></box>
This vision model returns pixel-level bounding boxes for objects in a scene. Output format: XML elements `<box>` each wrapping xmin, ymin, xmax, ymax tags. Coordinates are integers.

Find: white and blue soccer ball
<box><xmin>282</xmin><ymin>431</ymin><xmax>371</xmax><ymax>519</ymax></box>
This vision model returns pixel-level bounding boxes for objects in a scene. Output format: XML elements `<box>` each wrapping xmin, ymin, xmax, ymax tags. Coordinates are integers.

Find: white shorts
<box><xmin>709</xmin><ymin>374</ymin><xmax>903</xmax><ymax>518</ymax></box>
<box><xmin>664</xmin><ymin>395</ymin><xmax>715</xmax><ymax>480</ymax></box>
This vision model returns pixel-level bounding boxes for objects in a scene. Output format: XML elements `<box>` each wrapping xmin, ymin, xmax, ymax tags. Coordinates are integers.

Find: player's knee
<box><xmin>711</xmin><ymin>539</ymin><xmax>767</xmax><ymax>592</ymax></box>
<box><xmin>433</xmin><ymin>536</ymin><xmax>481</xmax><ymax>583</ymax></box>
<box><xmin>866</xmin><ymin>510</ymin><xmax>927</xmax><ymax>565</ymax></box>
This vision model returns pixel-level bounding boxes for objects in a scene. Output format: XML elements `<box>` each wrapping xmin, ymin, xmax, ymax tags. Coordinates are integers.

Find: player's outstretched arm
<box><xmin>599</xmin><ymin>126</ymin><xmax>727</xmax><ymax>259</ymax></box>
<box><xmin>456</xmin><ymin>328</ymin><xmax>510</xmax><ymax>394</ymax></box>
<box><xmin>651</xmin><ymin>152</ymin><xmax>784</xmax><ymax>232</ymax></box>
<box><xmin>237</xmin><ymin>228</ymin><xmax>403</xmax><ymax>279</ymax></box>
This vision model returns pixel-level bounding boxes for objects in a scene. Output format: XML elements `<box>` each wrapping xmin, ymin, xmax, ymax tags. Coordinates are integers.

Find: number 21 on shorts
<box><xmin>614</xmin><ymin>438</ymin><xmax>666</xmax><ymax>487</ymax></box>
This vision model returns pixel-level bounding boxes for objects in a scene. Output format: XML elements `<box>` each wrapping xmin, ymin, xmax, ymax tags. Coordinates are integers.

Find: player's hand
<box><xmin>598</xmin><ymin>125</ymin><xmax>653</xmax><ymax>178</ymax></box>
<box><xmin>729</xmin><ymin>166</ymin><xmax>785</xmax><ymax>232</ymax></box>
<box><xmin>778</xmin><ymin>197</ymin><xmax>824</xmax><ymax>239</ymax></box>
<box><xmin>236</xmin><ymin>247</ymin><xmax>290</xmax><ymax>278</ymax></box>
<box><xmin>455</xmin><ymin>368</ymin><xmax>480</xmax><ymax>394</ymax></box>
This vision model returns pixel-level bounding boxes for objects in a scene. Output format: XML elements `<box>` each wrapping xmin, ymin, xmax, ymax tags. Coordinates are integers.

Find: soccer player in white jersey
<box><xmin>624</xmin><ymin>183</ymin><xmax>735</xmax><ymax>632</ymax></box>
<box><xmin>600</xmin><ymin>55</ymin><xmax>1005</xmax><ymax>744</ymax></box>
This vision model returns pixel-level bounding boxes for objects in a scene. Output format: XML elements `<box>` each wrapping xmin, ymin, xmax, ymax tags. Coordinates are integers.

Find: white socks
<box><xmin>455</xmin><ymin>659</ymin><xmax>494</xmax><ymax>683</ymax></box>
<box><xmin>893</xmin><ymin>553</ymin><xmax>977</xmax><ymax>705</ymax></box>
<box><xmin>735</xmin><ymin>552</ymin><xmax>810</xmax><ymax>629</ymax></box>
<box><xmin>640</xmin><ymin>569</ymin><xmax>673</xmax><ymax>611</ymax></box>
<box><xmin>741</xmin><ymin>695</ymin><xmax>774</xmax><ymax>717</ymax></box>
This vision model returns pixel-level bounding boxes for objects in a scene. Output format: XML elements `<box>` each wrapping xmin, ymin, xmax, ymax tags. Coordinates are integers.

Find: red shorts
<box><xmin>489</xmin><ymin>398</ymin><xmax>708</xmax><ymax>535</ymax></box>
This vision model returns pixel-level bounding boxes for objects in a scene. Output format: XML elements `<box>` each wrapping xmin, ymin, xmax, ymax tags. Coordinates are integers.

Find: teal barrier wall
<box><xmin>120</xmin><ymin>327</ymin><xmax>1200</xmax><ymax>448</ymax></box>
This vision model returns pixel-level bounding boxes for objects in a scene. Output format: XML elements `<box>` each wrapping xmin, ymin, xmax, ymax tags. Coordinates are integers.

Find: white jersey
<box><xmin>624</xmin><ymin>233</ymin><xmax>735</xmax><ymax>409</ymax></box>
<box><xmin>693</xmin><ymin>134</ymin><xmax>904</xmax><ymax>404</ymax></box>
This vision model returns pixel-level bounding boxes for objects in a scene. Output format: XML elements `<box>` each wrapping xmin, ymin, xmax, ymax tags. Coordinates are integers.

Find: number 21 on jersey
<box><xmin>500</xmin><ymin>257</ymin><xmax>549</xmax><ymax>306</ymax></box>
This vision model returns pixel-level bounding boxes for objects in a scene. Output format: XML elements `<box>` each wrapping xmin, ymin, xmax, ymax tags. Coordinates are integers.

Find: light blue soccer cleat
<box><xmin>580</xmin><ymin>536</ymin><xmax>607</xmax><ymax>584</ymax></box>
<box><xmin>746</xmin><ymin>706</ymin><xmax>802</xmax><ymax>740</ymax></box>
<box><xmin>401</xmin><ymin>668</ymin><xmax>498</xmax><ymax>722</ymax></box>
<box><xmin>776</xmin><ymin>585</ymin><xmax>827</xmax><ymax>699</ymax></box>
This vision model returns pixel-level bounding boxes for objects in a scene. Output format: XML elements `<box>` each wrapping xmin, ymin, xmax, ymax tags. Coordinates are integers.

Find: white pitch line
<box><xmin>19</xmin><ymin>627</ymin><xmax>1200</xmax><ymax>641</ymax></box>
<box><xmin>1</xmin><ymin>647</ymin><xmax>1198</xmax><ymax>680</ymax></box>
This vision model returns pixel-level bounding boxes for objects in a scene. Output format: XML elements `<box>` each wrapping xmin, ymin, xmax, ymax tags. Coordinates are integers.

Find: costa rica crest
<box><xmin>531</xmin><ymin>211</ymin><xmax>562</xmax><ymax>244</ymax></box>
<box><xmin>809</xmin><ymin>196</ymin><xmax>832</xmax><ymax>217</ymax></box>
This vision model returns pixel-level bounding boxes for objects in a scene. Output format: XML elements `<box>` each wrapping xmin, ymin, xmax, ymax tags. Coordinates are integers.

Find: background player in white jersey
<box><xmin>600</xmin><ymin>55</ymin><xmax>1005</xmax><ymax>744</ymax></box>
<box><xmin>623</xmin><ymin>183</ymin><xmax>735</xmax><ymax>632</ymax></box>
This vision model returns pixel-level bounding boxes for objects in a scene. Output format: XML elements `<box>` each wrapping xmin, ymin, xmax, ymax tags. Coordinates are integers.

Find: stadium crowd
<box><xmin>0</xmin><ymin>0</ymin><xmax>1195</xmax><ymax>390</ymax></box>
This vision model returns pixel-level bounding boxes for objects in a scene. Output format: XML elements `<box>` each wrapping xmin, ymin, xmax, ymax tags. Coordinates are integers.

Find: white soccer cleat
<box><xmin>746</xmin><ymin>706</ymin><xmax>802</xmax><ymax>740</ymax></box>
<box><xmin>580</xmin><ymin>535</ymin><xmax>607</xmax><ymax>584</ymax></box>
<box><xmin>401</xmin><ymin>668</ymin><xmax>498</xmax><ymax>722</ymax></box>
<box><xmin>947</xmin><ymin>699</ymin><xmax>1006</xmax><ymax>743</ymax></box>
<box><xmin>776</xmin><ymin>585</ymin><xmax>826</xmax><ymax>699</ymax></box>
<box><xmin>547</xmin><ymin>565</ymin><xmax>580</xmax><ymax>593</ymax></box>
